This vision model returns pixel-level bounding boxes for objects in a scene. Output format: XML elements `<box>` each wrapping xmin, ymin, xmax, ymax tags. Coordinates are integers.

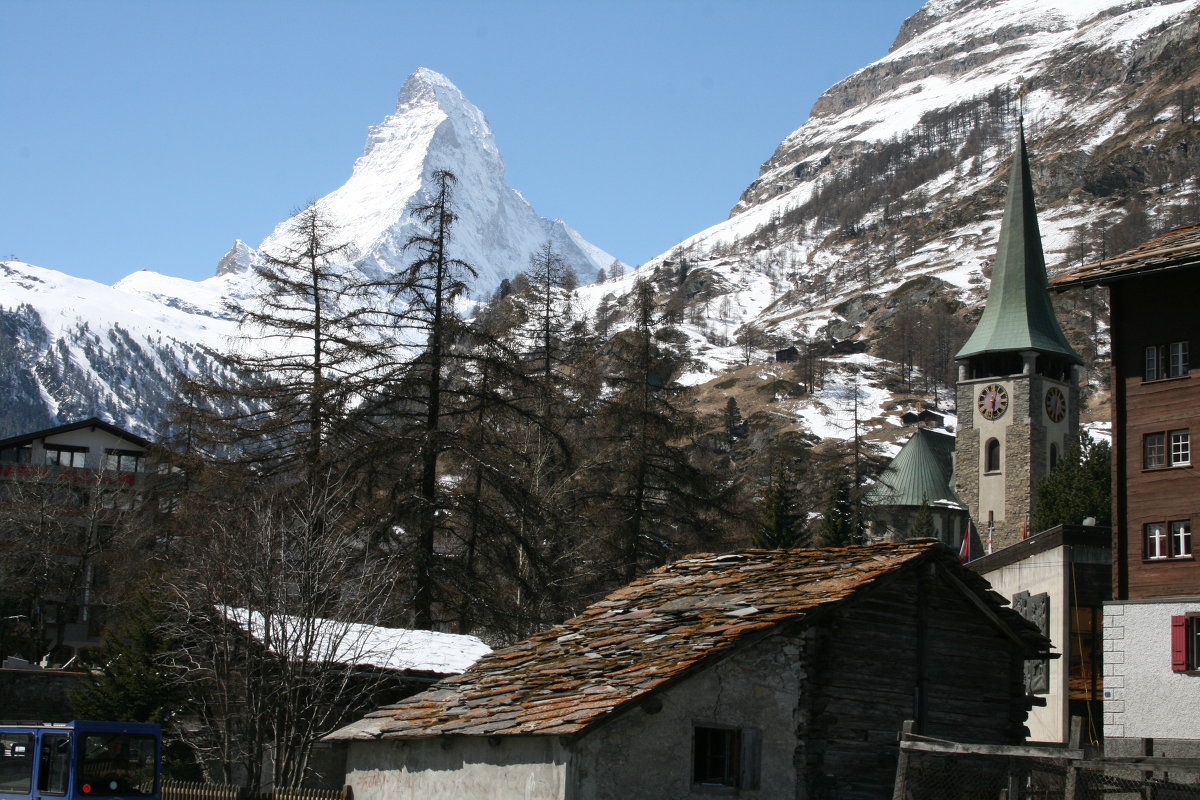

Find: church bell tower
<box><xmin>954</xmin><ymin>121</ymin><xmax>1082</xmax><ymax>552</ymax></box>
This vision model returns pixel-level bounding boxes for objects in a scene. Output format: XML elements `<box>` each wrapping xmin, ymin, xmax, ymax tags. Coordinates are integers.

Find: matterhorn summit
<box><xmin>255</xmin><ymin>68</ymin><xmax>619</xmax><ymax>293</ymax></box>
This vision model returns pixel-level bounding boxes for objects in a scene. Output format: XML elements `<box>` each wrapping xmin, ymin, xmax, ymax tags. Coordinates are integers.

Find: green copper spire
<box><xmin>956</xmin><ymin>121</ymin><xmax>1081</xmax><ymax>363</ymax></box>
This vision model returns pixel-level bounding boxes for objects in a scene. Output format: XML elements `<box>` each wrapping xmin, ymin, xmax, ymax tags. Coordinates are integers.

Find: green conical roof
<box><xmin>865</xmin><ymin>427</ymin><xmax>963</xmax><ymax>509</ymax></box>
<box><xmin>956</xmin><ymin>122</ymin><xmax>1081</xmax><ymax>363</ymax></box>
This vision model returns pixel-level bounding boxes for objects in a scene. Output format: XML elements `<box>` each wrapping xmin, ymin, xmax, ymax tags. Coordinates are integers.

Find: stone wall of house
<box><xmin>866</xmin><ymin>505</ymin><xmax>967</xmax><ymax>547</ymax></box>
<box><xmin>344</xmin><ymin>736</ymin><xmax>568</xmax><ymax>800</ymax></box>
<box><xmin>569</xmin><ymin>630</ymin><xmax>804</xmax><ymax>800</ymax></box>
<box><xmin>1103</xmin><ymin>598</ymin><xmax>1200</xmax><ymax>746</ymax></box>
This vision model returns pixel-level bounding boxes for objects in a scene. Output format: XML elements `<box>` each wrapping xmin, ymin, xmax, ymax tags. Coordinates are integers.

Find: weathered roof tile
<box><xmin>328</xmin><ymin>542</ymin><xmax>1035</xmax><ymax>742</ymax></box>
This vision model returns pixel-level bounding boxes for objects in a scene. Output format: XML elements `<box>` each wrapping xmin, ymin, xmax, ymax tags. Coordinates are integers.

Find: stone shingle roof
<box><xmin>865</xmin><ymin>428</ymin><xmax>963</xmax><ymax>509</ymax></box>
<box><xmin>956</xmin><ymin>123</ymin><xmax>1081</xmax><ymax>363</ymax></box>
<box><xmin>328</xmin><ymin>541</ymin><xmax>1035</xmax><ymax>741</ymax></box>
<box><xmin>1051</xmin><ymin>222</ymin><xmax>1200</xmax><ymax>289</ymax></box>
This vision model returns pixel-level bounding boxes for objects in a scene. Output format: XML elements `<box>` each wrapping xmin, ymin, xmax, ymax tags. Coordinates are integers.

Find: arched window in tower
<box><xmin>985</xmin><ymin>438</ymin><xmax>1002</xmax><ymax>473</ymax></box>
<box><xmin>1049</xmin><ymin>443</ymin><xmax>1058</xmax><ymax>471</ymax></box>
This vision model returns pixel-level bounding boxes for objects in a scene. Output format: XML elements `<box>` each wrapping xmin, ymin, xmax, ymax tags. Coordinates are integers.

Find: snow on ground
<box><xmin>1083</xmin><ymin>420</ymin><xmax>1112</xmax><ymax>444</ymax></box>
<box><xmin>221</xmin><ymin>606</ymin><xmax>491</xmax><ymax>675</ymax></box>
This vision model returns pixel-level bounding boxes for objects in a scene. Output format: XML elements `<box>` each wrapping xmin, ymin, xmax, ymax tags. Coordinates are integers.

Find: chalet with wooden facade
<box><xmin>1053</xmin><ymin>223</ymin><xmax>1200</xmax><ymax>757</ymax></box>
<box><xmin>0</xmin><ymin>418</ymin><xmax>152</xmax><ymax>663</ymax></box>
<box><xmin>328</xmin><ymin>542</ymin><xmax>1048</xmax><ymax>800</ymax></box>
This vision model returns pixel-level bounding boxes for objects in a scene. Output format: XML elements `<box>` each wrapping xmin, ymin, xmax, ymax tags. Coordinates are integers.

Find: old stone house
<box><xmin>328</xmin><ymin>541</ymin><xmax>1048</xmax><ymax>799</ymax></box>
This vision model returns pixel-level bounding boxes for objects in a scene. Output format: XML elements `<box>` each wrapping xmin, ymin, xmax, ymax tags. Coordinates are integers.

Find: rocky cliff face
<box><xmin>573</xmin><ymin>0</ymin><xmax>1197</xmax><ymax>462</ymax></box>
<box><xmin>610</xmin><ymin>0</ymin><xmax>1196</xmax><ymax>375</ymax></box>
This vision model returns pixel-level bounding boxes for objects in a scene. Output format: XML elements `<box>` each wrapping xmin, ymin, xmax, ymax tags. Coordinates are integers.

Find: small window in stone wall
<box><xmin>985</xmin><ymin>438</ymin><xmax>1001</xmax><ymax>473</ymax></box>
<box><xmin>692</xmin><ymin>725</ymin><xmax>760</xmax><ymax>790</ymax></box>
<box><xmin>1012</xmin><ymin>591</ymin><xmax>1050</xmax><ymax>694</ymax></box>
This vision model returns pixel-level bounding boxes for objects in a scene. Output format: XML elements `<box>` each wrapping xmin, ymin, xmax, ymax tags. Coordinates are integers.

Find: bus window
<box><xmin>0</xmin><ymin>733</ymin><xmax>34</xmax><ymax>793</ymax></box>
<box><xmin>76</xmin><ymin>733</ymin><xmax>156</xmax><ymax>797</ymax></box>
<box><xmin>38</xmin><ymin>734</ymin><xmax>70</xmax><ymax>795</ymax></box>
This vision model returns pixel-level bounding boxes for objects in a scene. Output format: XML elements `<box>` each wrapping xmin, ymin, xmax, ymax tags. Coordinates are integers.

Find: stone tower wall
<box><xmin>956</xmin><ymin>372</ymin><xmax>1080</xmax><ymax>552</ymax></box>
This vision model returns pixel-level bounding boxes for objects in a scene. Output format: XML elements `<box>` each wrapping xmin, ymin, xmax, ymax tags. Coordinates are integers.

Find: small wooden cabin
<box><xmin>329</xmin><ymin>542</ymin><xmax>1047</xmax><ymax>800</ymax></box>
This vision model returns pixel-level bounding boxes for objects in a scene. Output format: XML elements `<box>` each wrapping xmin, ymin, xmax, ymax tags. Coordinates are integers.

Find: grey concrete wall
<box><xmin>1104</xmin><ymin>599</ymin><xmax>1200</xmax><ymax>740</ymax></box>
<box><xmin>569</xmin><ymin>631</ymin><xmax>802</xmax><ymax>800</ymax></box>
<box><xmin>345</xmin><ymin>736</ymin><xmax>568</xmax><ymax>800</ymax></box>
<box><xmin>980</xmin><ymin>548</ymin><xmax>1069</xmax><ymax>743</ymax></box>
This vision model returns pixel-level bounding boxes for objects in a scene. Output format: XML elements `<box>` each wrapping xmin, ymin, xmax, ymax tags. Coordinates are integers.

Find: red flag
<box><xmin>958</xmin><ymin>524</ymin><xmax>970</xmax><ymax>563</ymax></box>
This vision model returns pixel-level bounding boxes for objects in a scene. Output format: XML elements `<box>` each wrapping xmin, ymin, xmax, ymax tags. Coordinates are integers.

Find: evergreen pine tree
<box><xmin>816</xmin><ymin>475</ymin><xmax>861</xmax><ymax>547</ymax></box>
<box><xmin>912</xmin><ymin>496</ymin><xmax>935</xmax><ymax>539</ymax></box>
<box><xmin>1034</xmin><ymin>432</ymin><xmax>1112</xmax><ymax>531</ymax></box>
<box><xmin>70</xmin><ymin>591</ymin><xmax>179</xmax><ymax>723</ymax></box>
<box><xmin>723</xmin><ymin>397</ymin><xmax>743</xmax><ymax>445</ymax></box>
<box><xmin>755</xmin><ymin>464</ymin><xmax>805</xmax><ymax>549</ymax></box>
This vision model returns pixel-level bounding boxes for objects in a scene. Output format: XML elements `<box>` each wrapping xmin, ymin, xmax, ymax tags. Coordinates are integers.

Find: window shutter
<box><xmin>1172</xmin><ymin>615</ymin><xmax>1188</xmax><ymax>672</ymax></box>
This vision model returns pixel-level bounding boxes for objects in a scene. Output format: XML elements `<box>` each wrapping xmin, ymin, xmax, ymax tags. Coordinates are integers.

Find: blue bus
<box><xmin>0</xmin><ymin>721</ymin><xmax>160</xmax><ymax>800</ymax></box>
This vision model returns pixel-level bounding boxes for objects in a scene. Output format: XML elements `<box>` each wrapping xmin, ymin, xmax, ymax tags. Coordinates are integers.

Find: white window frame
<box><xmin>1145</xmin><ymin>341</ymin><xmax>1190</xmax><ymax>381</ymax></box>
<box><xmin>1169</xmin><ymin>341</ymin><xmax>1189</xmax><ymax>378</ymax></box>
<box><xmin>1192</xmin><ymin>617</ymin><xmax>1200</xmax><ymax>670</ymax></box>
<box><xmin>1170</xmin><ymin>430</ymin><xmax>1190</xmax><ymax>466</ymax></box>
<box><xmin>1145</xmin><ymin>433</ymin><xmax>1167</xmax><ymax>468</ymax></box>
<box><xmin>1170</xmin><ymin>520</ymin><xmax>1192</xmax><ymax>558</ymax></box>
<box><xmin>1146</xmin><ymin>344</ymin><xmax>1163</xmax><ymax>381</ymax></box>
<box><xmin>1146</xmin><ymin>523</ymin><xmax>1169</xmax><ymax>559</ymax></box>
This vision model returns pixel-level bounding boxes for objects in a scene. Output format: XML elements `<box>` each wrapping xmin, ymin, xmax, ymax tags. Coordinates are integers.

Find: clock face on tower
<box><xmin>977</xmin><ymin>383</ymin><xmax>1009</xmax><ymax>420</ymax></box>
<box><xmin>1045</xmin><ymin>387</ymin><xmax>1066</xmax><ymax>423</ymax></box>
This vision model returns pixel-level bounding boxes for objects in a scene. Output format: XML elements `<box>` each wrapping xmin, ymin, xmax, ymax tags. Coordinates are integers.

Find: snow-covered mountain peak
<box><xmin>393</xmin><ymin>67</ymin><xmax>474</xmax><ymax>117</ymax></box>
<box><xmin>362</xmin><ymin>67</ymin><xmax>493</xmax><ymax>162</ymax></box>
<box><xmin>257</xmin><ymin>68</ymin><xmax>618</xmax><ymax>294</ymax></box>
<box><xmin>214</xmin><ymin>239</ymin><xmax>257</xmax><ymax>276</ymax></box>
<box><xmin>612</xmin><ymin>0</ymin><xmax>1198</xmax><ymax>405</ymax></box>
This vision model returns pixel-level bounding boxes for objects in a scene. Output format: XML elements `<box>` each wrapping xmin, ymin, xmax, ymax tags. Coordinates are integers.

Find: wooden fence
<box><xmin>161</xmin><ymin>781</ymin><xmax>351</xmax><ymax>800</ymax></box>
<box><xmin>893</xmin><ymin>719</ymin><xmax>1200</xmax><ymax>799</ymax></box>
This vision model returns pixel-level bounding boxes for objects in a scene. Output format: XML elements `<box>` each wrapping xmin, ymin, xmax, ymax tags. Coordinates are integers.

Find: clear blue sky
<box><xmin>2</xmin><ymin>0</ymin><xmax>924</xmax><ymax>284</ymax></box>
